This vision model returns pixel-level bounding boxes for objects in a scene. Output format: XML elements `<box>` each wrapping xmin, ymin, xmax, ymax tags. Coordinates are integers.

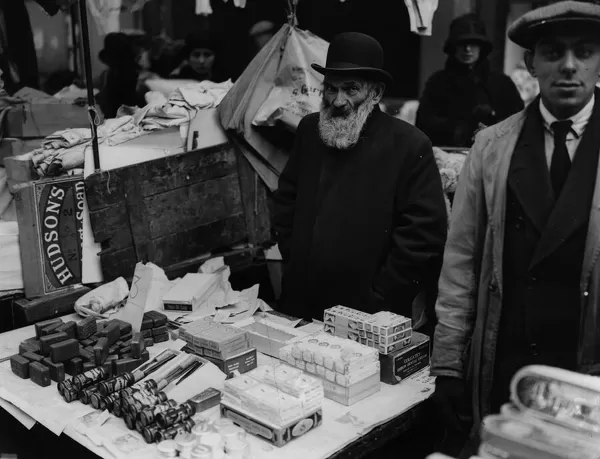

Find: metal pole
<box><xmin>78</xmin><ymin>0</ymin><xmax>101</xmax><ymax>172</ymax></box>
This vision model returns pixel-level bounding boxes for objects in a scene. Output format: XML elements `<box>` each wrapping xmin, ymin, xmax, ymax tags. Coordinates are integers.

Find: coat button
<box><xmin>531</xmin><ymin>276</ymin><xmax>537</xmax><ymax>283</ymax></box>
<box><xmin>584</xmin><ymin>291</ymin><xmax>590</xmax><ymax>297</ymax></box>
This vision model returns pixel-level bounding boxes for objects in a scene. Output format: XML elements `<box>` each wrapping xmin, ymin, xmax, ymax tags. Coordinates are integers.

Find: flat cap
<box><xmin>508</xmin><ymin>1</ymin><xmax>600</xmax><ymax>49</ymax></box>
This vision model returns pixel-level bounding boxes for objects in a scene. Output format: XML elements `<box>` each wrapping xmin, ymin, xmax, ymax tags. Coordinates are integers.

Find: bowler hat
<box><xmin>443</xmin><ymin>14</ymin><xmax>492</xmax><ymax>56</ymax></box>
<box><xmin>311</xmin><ymin>32</ymin><xmax>392</xmax><ymax>85</ymax></box>
<box><xmin>99</xmin><ymin>33</ymin><xmax>136</xmax><ymax>66</ymax></box>
<box><xmin>508</xmin><ymin>1</ymin><xmax>600</xmax><ymax>49</ymax></box>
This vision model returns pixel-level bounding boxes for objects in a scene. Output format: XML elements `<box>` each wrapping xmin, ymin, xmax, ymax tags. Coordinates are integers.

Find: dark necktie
<box><xmin>550</xmin><ymin>120</ymin><xmax>573</xmax><ymax>197</ymax></box>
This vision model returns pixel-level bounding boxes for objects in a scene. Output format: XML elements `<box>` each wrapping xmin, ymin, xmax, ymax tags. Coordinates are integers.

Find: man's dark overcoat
<box><xmin>272</xmin><ymin>106</ymin><xmax>448</xmax><ymax>321</ymax></box>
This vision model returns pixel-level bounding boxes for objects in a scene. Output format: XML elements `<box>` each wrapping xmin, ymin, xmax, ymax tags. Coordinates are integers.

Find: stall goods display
<box><xmin>279</xmin><ymin>332</ymin><xmax>381</xmax><ymax>405</ymax></box>
<box><xmin>479</xmin><ymin>365</ymin><xmax>600</xmax><ymax>459</ymax></box>
<box><xmin>379</xmin><ymin>332</ymin><xmax>430</xmax><ymax>385</ymax></box>
<box><xmin>183</xmin><ymin>345</ymin><xmax>257</xmax><ymax>379</ymax></box>
<box><xmin>179</xmin><ymin>317</ymin><xmax>252</xmax><ymax>358</ymax></box>
<box><xmin>161</xmin><ymin>273</ymin><xmax>220</xmax><ymax>312</ymax></box>
<box><xmin>221</xmin><ymin>363</ymin><xmax>323</xmax><ymax>446</ymax></box>
<box><xmin>141</xmin><ymin>311</ymin><xmax>170</xmax><ymax>344</ymax></box>
<box><xmin>324</xmin><ymin>306</ymin><xmax>412</xmax><ymax>354</ymax></box>
<box><xmin>9</xmin><ymin>315</ymin><xmax>171</xmax><ymax>386</ymax></box>
<box><xmin>235</xmin><ymin>317</ymin><xmax>308</xmax><ymax>358</ymax></box>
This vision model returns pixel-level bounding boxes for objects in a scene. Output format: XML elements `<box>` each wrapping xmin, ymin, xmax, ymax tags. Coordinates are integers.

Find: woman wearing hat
<box><xmin>416</xmin><ymin>14</ymin><xmax>524</xmax><ymax>148</ymax></box>
<box><xmin>170</xmin><ymin>33</ymin><xmax>221</xmax><ymax>82</ymax></box>
<box><xmin>96</xmin><ymin>33</ymin><xmax>145</xmax><ymax>119</ymax></box>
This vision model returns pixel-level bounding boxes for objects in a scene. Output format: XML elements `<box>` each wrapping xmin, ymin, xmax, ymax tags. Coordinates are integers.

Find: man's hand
<box><xmin>432</xmin><ymin>376</ymin><xmax>472</xmax><ymax>429</ymax></box>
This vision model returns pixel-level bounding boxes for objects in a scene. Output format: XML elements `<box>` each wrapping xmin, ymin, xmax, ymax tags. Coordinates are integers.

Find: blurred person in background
<box><xmin>416</xmin><ymin>14</ymin><xmax>523</xmax><ymax>148</ymax></box>
<box><xmin>96</xmin><ymin>32</ymin><xmax>145</xmax><ymax>119</ymax></box>
<box><xmin>248</xmin><ymin>20</ymin><xmax>276</xmax><ymax>57</ymax></box>
<box><xmin>170</xmin><ymin>34</ymin><xmax>221</xmax><ymax>82</ymax></box>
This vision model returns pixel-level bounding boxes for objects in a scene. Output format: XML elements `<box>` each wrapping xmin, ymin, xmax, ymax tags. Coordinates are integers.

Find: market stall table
<box><xmin>0</xmin><ymin>314</ymin><xmax>434</xmax><ymax>459</ymax></box>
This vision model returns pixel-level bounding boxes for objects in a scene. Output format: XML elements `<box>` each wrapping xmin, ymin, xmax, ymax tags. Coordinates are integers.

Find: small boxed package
<box><xmin>234</xmin><ymin>317</ymin><xmax>308</xmax><ymax>358</ymax></box>
<box><xmin>193</xmin><ymin>347</ymin><xmax>257</xmax><ymax>379</ymax></box>
<box><xmin>221</xmin><ymin>401</ymin><xmax>322</xmax><ymax>447</ymax></box>
<box><xmin>162</xmin><ymin>273</ymin><xmax>219</xmax><ymax>312</ymax></box>
<box><xmin>379</xmin><ymin>331</ymin><xmax>429</xmax><ymax>385</ymax></box>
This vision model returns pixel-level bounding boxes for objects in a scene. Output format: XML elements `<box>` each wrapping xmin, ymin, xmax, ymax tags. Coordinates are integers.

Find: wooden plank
<box><xmin>84</xmin><ymin>142</ymin><xmax>236</xmax><ymax>209</ymax></box>
<box><xmin>146</xmin><ymin>174</ymin><xmax>243</xmax><ymax>238</ymax></box>
<box><xmin>137</xmin><ymin>142</ymin><xmax>235</xmax><ymax>196</ymax></box>
<box><xmin>151</xmin><ymin>214</ymin><xmax>247</xmax><ymax>266</ymax></box>
<box><xmin>98</xmin><ymin>247</ymin><xmax>138</xmax><ymax>281</ymax></box>
<box><xmin>13</xmin><ymin>286</ymin><xmax>91</xmax><ymax>326</ymax></box>
<box><xmin>88</xmin><ymin>203</ymin><xmax>132</xmax><ymax>249</ymax></box>
<box><xmin>124</xmin><ymin>175</ymin><xmax>153</xmax><ymax>263</ymax></box>
<box><xmin>235</xmin><ymin>147</ymin><xmax>271</xmax><ymax>246</ymax></box>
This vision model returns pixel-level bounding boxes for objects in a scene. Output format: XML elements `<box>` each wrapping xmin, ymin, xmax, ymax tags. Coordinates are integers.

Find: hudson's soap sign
<box><xmin>39</xmin><ymin>181</ymin><xmax>84</xmax><ymax>289</ymax></box>
<box><xmin>15</xmin><ymin>176</ymin><xmax>86</xmax><ymax>298</ymax></box>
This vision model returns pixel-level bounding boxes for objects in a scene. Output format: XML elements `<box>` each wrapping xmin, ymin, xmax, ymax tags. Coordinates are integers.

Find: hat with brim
<box><xmin>443</xmin><ymin>14</ymin><xmax>493</xmax><ymax>56</ymax></box>
<box><xmin>311</xmin><ymin>32</ymin><xmax>393</xmax><ymax>85</ymax></box>
<box><xmin>508</xmin><ymin>1</ymin><xmax>600</xmax><ymax>50</ymax></box>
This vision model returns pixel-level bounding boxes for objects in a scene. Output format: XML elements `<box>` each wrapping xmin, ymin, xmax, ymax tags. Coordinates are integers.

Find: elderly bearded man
<box><xmin>272</xmin><ymin>32</ymin><xmax>448</xmax><ymax>322</ymax></box>
<box><xmin>431</xmin><ymin>1</ymin><xmax>600</xmax><ymax>456</ymax></box>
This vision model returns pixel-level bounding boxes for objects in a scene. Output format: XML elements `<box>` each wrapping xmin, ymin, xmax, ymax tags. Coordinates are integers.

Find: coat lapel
<box><xmin>507</xmin><ymin>103</ymin><xmax>555</xmax><ymax>234</ymax></box>
<box><xmin>531</xmin><ymin>95</ymin><xmax>600</xmax><ymax>269</ymax></box>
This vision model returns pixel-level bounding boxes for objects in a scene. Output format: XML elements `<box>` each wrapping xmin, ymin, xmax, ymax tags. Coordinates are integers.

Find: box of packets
<box><xmin>379</xmin><ymin>331</ymin><xmax>430</xmax><ymax>385</ymax></box>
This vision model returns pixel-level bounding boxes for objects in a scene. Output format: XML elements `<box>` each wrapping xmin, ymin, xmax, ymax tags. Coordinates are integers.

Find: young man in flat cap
<box><xmin>272</xmin><ymin>32</ymin><xmax>447</xmax><ymax>323</ymax></box>
<box><xmin>431</xmin><ymin>1</ymin><xmax>600</xmax><ymax>456</ymax></box>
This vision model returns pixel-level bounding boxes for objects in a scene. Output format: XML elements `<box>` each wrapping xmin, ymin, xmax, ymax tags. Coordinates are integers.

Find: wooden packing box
<box><xmin>84</xmin><ymin>142</ymin><xmax>271</xmax><ymax>281</ymax></box>
<box><xmin>4</xmin><ymin>102</ymin><xmax>89</xmax><ymax>139</ymax></box>
<box><xmin>0</xmin><ymin>138</ymin><xmax>42</xmax><ymax>166</ymax></box>
<box><xmin>13</xmin><ymin>176</ymin><xmax>85</xmax><ymax>298</ymax></box>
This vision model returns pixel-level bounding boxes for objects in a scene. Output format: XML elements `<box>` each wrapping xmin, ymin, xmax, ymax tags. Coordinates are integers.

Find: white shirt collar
<box><xmin>539</xmin><ymin>95</ymin><xmax>595</xmax><ymax>138</ymax></box>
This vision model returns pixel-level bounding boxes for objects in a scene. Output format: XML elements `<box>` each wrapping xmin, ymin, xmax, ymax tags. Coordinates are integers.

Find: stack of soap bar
<box><xmin>279</xmin><ymin>332</ymin><xmax>381</xmax><ymax>406</ymax></box>
<box><xmin>223</xmin><ymin>363</ymin><xmax>323</xmax><ymax>426</ymax></box>
<box><xmin>140</xmin><ymin>311</ymin><xmax>169</xmax><ymax>344</ymax></box>
<box><xmin>179</xmin><ymin>317</ymin><xmax>252</xmax><ymax>361</ymax></box>
<box><xmin>323</xmin><ymin>306</ymin><xmax>412</xmax><ymax>354</ymax></box>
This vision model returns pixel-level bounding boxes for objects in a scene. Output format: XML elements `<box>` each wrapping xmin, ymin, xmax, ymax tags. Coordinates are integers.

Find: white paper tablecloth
<box><xmin>0</xmin><ymin>315</ymin><xmax>434</xmax><ymax>459</ymax></box>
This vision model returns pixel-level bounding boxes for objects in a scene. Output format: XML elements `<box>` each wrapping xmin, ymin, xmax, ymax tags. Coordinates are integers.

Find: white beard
<box><xmin>318</xmin><ymin>95</ymin><xmax>377</xmax><ymax>150</ymax></box>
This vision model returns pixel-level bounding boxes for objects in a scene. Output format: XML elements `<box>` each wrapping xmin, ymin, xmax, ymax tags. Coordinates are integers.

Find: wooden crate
<box><xmin>84</xmin><ymin>142</ymin><xmax>271</xmax><ymax>281</ymax></box>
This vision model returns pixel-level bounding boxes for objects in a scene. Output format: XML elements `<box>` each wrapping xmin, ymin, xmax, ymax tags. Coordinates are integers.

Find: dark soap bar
<box><xmin>114</xmin><ymin>320</ymin><xmax>132</xmax><ymax>336</ymax></box>
<box><xmin>131</xmin><ymin>332</ymin><xmax>144</xmax><ymax>359</ymax></box>
<box><xmin>79</xmin><ymin>347</ymin><xmax>95</xmax><ymax>362</ymax></box>
<box><xmin>119</xmin><ymin>337</ymin><xmax>133</xmax><ymax>349</ymax></box>
<box><xmin>96</xmin><ymin>321</ymin><xmax>106</xmax><ymax>332</ymax></box>
<box><xmin>108</xmin><ymin>344</ymin><xmax>120</xmax><ymax>356</ymax></box>
<box><xmin>50</xmin><ymin>339</ymin><xmax>80</xmax><ymax>363</ymax></box>
<box><xmin>112</xmin><ymin>357</ymin><xmax>144</xmax><ymax>376</ymax></box>
<box><xmin>146</xmin><ymin>311</ymin><xmax>168</xmax><ymax>328</ymax></box>
<box><xmin>76</xmin><ymin>317</ymin><xmax>97</xmax><ymax>340</ymax></box>
<box><xmin>30</xmin><ymin>362</ymin><xmax>51</xmax><ymax>387</ymax></box>
<box><xmin>151</xmin><ymin>325</ymin><xmax>168</xmax><ymax>337</ymax></box>
<box><xmin>21</xmin><ymin>352</ymin><xmax>44</xmax><ymax>363</ymax></box>
<box><xmin>141</xmin><ymin>314</ymin><xmax>153</xmax><ymax>330</ymax></box>
<box><xmin>56</xmin><ymin>321</ymin><xmax>77</xmax><ymax>339</ymax></box>
<box><xmin>80</xmin><ymin>338</ymin><xmax>96</xmax><ymax>347</ymax></box>
<box><xmin>10</xmin><ymin>354</ymin><xmax>30</xmax><ymax>379</ymax></box>
<box><xmin>65</xmin><ymin>357</ymin><xmax>84</xmax><ymax>377</ymax></box>
<box><xmin>83</xmin><ymin>361</ymin><xmax>96</xmax><ymax>372</ymax></box>
<box><xmin>93</xmin><ymin>337</ymin><xmax>109</xmax><ymax>365</ymax></box>
<box><xmin>99</xmin><ymin>323</ymin><xmax>120</xmax><ymax>346</ymax></box>
<box><xmin>42</xmin><ymin>357</ymin><xmax>65</xmax><ymax>382</ymax></box>
<box><xmin>119</xmin><ymin>345</ymin><xmax>132</xmax><ymax>356</ymax></box>
<box><xmin>144</xmin><ymin>337</ymin><xmax>154</xmax><ymax>347</ymax></box>
<box><xmin>153</xmin><ymin>333</ymin><xmax>169</xmax><ymax>344</ymax></box>
<box><xmin>140</xmin><ymin>349</ymin><xmax>150</xmax><ymax>362</ymax></box>
<box><xmin>141</xmin><ymin>329</ymin><xmax>152</xmax><ymax>339</ymax></box>
<box><xmin>35</xmin><ymin>318</ymin><xmax>63</xmax><ymax>339</ymax></box>
<box><xmin>40</xmin><ymin>321</ymin><xmax>63</xmax><ymax>336</ymax></box>
<box><xmin>19</xmin><ymin>338</ymin><xmax>41</xmax><ymax>355</ymax></box>
<box><xmin>40</xmin><ymin>332</ymin><xmax>69</xmax><ymax>356</ymax></box>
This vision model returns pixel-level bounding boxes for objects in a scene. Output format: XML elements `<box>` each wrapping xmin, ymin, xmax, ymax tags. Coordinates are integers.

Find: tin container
<box><xmin>480</xmin><ymin>415</ymin><xmax>599</xmax><ymax>459</ymax></box>
<box><xmin>510</xmin><ymin>365</ymin><xmax>600</xmax><ymax>437</ymax></box>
